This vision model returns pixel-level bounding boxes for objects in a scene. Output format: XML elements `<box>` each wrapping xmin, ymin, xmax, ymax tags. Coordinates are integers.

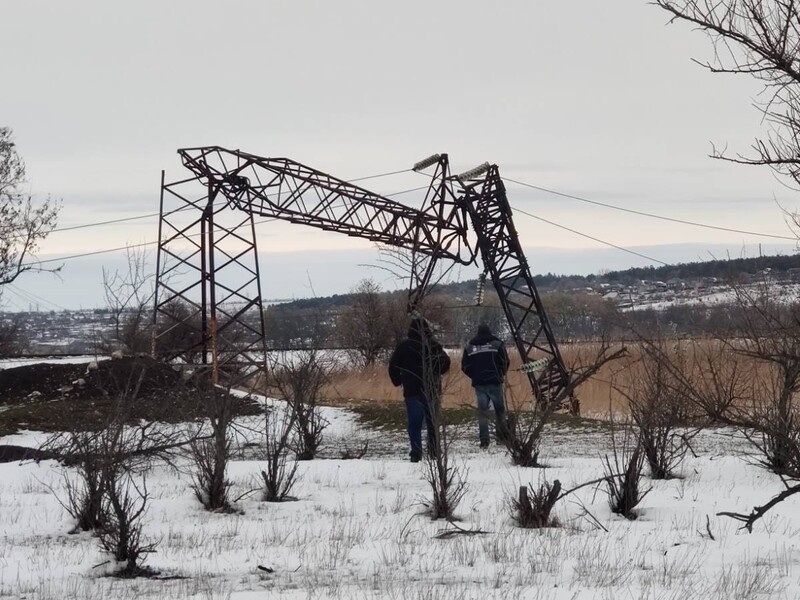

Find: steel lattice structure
<box><xmin>152</xmin><ymin>146</ymin><xmax>570</xmax><ymax>405</ymax></box>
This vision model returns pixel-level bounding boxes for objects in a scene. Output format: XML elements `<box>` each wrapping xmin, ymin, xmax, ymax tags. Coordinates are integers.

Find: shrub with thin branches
<box><xmin>269</xmin><ymin>349</ymin><xmax>334</xmax><ymax>461</ymax></box>
<box><xmin>98</xmin><ymin>470</ymin><xmax>156</xmax><ymax>577</ymax></box>
<box><xmin>503</xmin><ymin>341</ymin><xmax>627</xmax><ymax>467</ymax></box>
<box><xmin>422</xmin><ymin>414</ymin><xmax>468</xmax><ymax>520</ymax></box>
<box><xmin>189</xmin><ymin>384</ymin><xmax>236</xmax><ymax>512</ymax></box>
<box><xmin>261</xmin><ymin>405</ymin><xmax>300</xmax><ymax>502</ymax></box>
<box><xmin>623</xmin><ymin>341</ymin><xmax>698</xmax><ymax>479</ymax></box>
<box><xmin>603</xmin><ymin>428</ymin><xmax>651</xmax><ymax>520</ymax></box>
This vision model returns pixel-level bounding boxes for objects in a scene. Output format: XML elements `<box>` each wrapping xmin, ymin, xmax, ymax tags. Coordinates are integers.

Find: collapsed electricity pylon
<box><xmin>152</xmin><ymin>146</ymin><xmax>569</xmax><ymax>407</ymax></box>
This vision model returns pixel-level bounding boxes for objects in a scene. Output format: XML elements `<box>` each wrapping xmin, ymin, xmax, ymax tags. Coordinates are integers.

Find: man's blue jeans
<box><xmin>474</xmin><ymin>384</ymin><xmax>507</xmax><ymax>443</ymax></box>
<box><xmin>404</xmin><ymin>395</ymin><xmax>437</xmax><ymax>459</ymax></box>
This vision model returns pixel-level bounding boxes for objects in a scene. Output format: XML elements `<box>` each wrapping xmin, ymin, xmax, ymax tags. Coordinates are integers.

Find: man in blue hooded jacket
<box><xmin>461</xmin><ymin>323</ymin><xmax>510</xmax><ymax>448</ymax></box>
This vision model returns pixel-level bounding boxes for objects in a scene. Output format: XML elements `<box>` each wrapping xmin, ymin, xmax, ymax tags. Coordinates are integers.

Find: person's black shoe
<box><xmin>409</xmin><ymin>453</ymin><xmax>421</xmax><ymax>463</ymax></box>
<box><xmin>479</xmin><ymin>439</ymin><xmax>490</xmax><ymax>449</ymax></box>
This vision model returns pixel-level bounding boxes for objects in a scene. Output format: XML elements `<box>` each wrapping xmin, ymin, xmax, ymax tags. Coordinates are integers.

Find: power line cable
<box><xmin>504</xmin><ymin>177</ymin><xmax>797</xmax><ymax>241</ymax></box>
<box><xmin>7</xmin><ymin>282</ymin><xmax>68</xmax><ymax>311</ymax></box>
<box><xmin>5</xmin><ymin>167</ymin><xmax>415</xmax><ymax>239</ymax></box>
<box><xmin>22</xmin><ymin>183</ymin><xmax>433</xmax><ymax>267</ymax></box>
<box><xmin>513</xmin><ymin>207</ymin><xmax>669</xmax><ymax>266</ymax></box>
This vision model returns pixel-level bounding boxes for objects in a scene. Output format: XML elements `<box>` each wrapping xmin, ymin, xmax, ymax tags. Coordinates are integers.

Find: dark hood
<box><xmin>468</xmin><ymin>332</ymin><xmax>499</xmax><ymax>346</ymax></box>
<box><xmin>408</xmin><ymin>317</ymin><xmax>432</xmax><ymax>341</ymax></box>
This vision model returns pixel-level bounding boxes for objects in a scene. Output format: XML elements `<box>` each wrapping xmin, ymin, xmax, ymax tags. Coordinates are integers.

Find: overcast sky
<box><xmin>2</xmin><ymin>1</ymin><xmax>798</xmax><ymax>310</ymax></box>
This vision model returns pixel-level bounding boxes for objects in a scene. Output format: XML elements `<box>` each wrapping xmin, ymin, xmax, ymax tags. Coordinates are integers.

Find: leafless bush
<box><xmin>503</xmin><ymin>408</ymin><xmax>544</xmax><ymax>468</ymax></box>
<box><xmin>42</xmin><ymin>365</ymin><xmax>189</xmax><ymax>532</ymax></box>
<box><xmin>261</xmin><ymin>405</ymin><xmax>299</xmax><ymax>502</ymax></box>
<box><xmin>339</xmin><ymin>438</ymin><xmax>370</xmax><ymax>460</ymax></box>
<box><xmin>422</xmin><ymin>411</ymin><xmax>468</xmax><ymax>521</ymax></box>
<box><xmin>98</xmin><ymin>470</ymin><xmax>156</xmax><ymax>577</ymax></box>
<box><xmin>189</xmin><ymin>383</ymin><xmax>236</xmax><ymax>512</ymax></box>
<box><xmin>415</xmin><ymin>322</ymin><xmax>467</xmax><ymax>521</ymax></box>
<box><xmin>504</xmin><ymin>341</ymin><xmax>627</xmax><ymax>467</ymax></box>
<box><xmin>621</xmin><ymin>340</ymin><xmax>699</xmax><ymax>479</ymax></box>
<box><xmin>269</xmin><ymin>349</ymin><xmax>334</xmax><ymax>461</ymax></box>
<box><xmin>512</xmin><ymin>480</ymin><xmax>561</xmax><ymax>528</ymax></box>
<box><xmin>56</xmin><ymin>432</ymin><xmax>107</xmax><ymax>532</ymax></box>
<box><xmin>603</xmin><ymin>426</ymin><xmax>651</xmax><ymax>520</ymax></box>
<box><xmin>45</xmin><ymin>421</ymin><xmax>164</xmax><ymax>576</ymax></box>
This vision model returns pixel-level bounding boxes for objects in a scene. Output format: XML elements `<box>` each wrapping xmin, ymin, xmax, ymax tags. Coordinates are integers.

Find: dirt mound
<box><xmin>0</xmin><ymin>357</ymin><xmax>262</xmax><ymax>436</ymax></box>
<box><xmin>0</xmin><ymin>362</ymin><xmax>87</xmax><ymax>404</ymax></box>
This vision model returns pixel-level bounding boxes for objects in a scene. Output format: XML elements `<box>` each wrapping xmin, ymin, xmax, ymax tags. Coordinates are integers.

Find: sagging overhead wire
<box><xmin>5</xmin><ymin>167</ymin><xmax>416</xmax><ymax>240</ymax></box>
<box><xmin>512</xmin><ymin>207</ymin><xmax>669</xmax><ymax>266</ymax></box>
<box><xmin>21</xmin><ymin>183</ymin><xmax>433</xmax><ymax>268</ymax></box>
<box><xmin>504</xmin><ymin>177</ymin><xmax>797</xmax><ymax>242</ymax></box>
<box><xmin>4</xmin><ymin>283</ymin><xmax>66</xmax><ymax>312</ymax></box>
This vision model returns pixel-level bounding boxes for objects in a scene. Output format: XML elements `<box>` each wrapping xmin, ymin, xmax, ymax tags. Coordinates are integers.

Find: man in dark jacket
<box><xmin>461</xmin><ymin>323</ymin><xmax>510</xmax><ymax>448</ymax></box>
<box><xmin>388</xmin><ymin>317</ymin><xmax>451</xmax><ymax>462</ymax></box>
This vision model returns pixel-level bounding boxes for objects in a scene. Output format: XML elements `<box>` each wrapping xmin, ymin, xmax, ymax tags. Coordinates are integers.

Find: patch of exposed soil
<box><xmin>0</xmin><ymin>356</ymin><xmax>262</xmax><ymax>436</ymax></box>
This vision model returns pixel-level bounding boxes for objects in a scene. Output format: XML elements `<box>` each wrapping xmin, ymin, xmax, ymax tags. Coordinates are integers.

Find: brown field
<box><xmin>320</xmin><ymin>343</ymin><xmax>643</xmax><ymax>417</ymax></box>
<box><xmin>319</xmin><ymin>339</ymin><xmax>778</xmax><ymax>419</ymax></box>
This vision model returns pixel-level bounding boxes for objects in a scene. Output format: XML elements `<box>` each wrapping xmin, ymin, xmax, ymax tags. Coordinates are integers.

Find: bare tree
<box><xmin>0</xmin><ymin>308</ymin><xmax>27</xmax><ymax>357</ymax></box>
<box><xmin>0</xmin><ymin>127</ymin><xmax>59</xmax><ymax>286</ymax></box>
<box><xmin>337</xmin><ymin>278</ymin><xmax>395</xmax><ymax>367</ymax></box>
<box><xmin>638</xmin><ymin>278</ymin><xmax>800</xmax><ymax>529</ymax></box>
<box><xmin>654</xmin><ymin>1</ymin><xmax>800</xmax><ymax>188</ymax></box>
<box><xmin>100</xmin><ymin>246</ymin><xmax>155</xmax><ymax>355</ymax></box>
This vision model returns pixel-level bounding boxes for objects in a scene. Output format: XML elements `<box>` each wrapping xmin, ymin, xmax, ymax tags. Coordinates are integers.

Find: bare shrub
<box><xmin>42</xmin><ymin>362</ymin><xmax>189</xmax><ymax>533</ymax></box>
<box><xmin>190</xmin><ymin>382</ymin><xmax>236</xmax><ymax>512</ymax></box>
<box><xmin>621</xmin><ymin>340</ymin><xmax>698</xmax><ymax>479</ymax></box>
<box><xmin>338</xmin><ymin>438</ymin><xmax>370</xmax><ymax>460</ymax></box>
<box><xmin>603</xmin><ymin>426</ymin><xmax>651</xmax><ymax>520</ymax></box>
<box><xmin>422</xmin><ymin>413</ymin><xmax>468</xmax><ymax>521</ymax></box>
<box><xmin>504</xmin><ymin>341</ymin><xmax>627</xmax><ymax>467</ymax></box>
<box><xmin>57</xmin><ymin>432</ymin><xmax>107</xmax><ymax>532</ymax></box>
<box><xmin>98</xmin><ymin>469</ymin><xmax>156</xmax><ymax>577</ymax></box>
<box><xmin>47</xmin><ymin>422</ymin><xmax>163</xmax><ymax>576</ymax></box>
<box><xmin>512</xmin><ymin>480</ymin><xmax>561</xmax><ymax>528</ymax></box>
<box><xmin>261</xmin><ymin>404</ymin><xmax>299</xmax><ymax>502</ymax></box>
<box><xmin>503</xmin><ymin>408</ymin><xmax>544</xmax><ymax>468</ymax></box>
<box><xmin>269</xmin><ymin>349</ymin><xmax>334</xmax><ymax>461</ymax></box>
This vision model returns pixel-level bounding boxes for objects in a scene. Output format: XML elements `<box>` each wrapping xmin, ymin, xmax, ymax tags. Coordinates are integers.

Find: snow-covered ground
<box><xmin>2</xmin><ymin>398</ymin><xmax>800</xmax><ymax>599</ymax></box>
<box><xmin>624</xmin><ymin>282</ymin><xmax>800</xmax><ymax>312</ymax></box>
<box><xmin>0</xmin><ymin>355</ymin><xmax>101</xmax><ymax>370</ymax></box>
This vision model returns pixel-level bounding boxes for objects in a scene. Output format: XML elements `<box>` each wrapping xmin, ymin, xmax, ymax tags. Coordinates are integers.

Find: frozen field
<box><xmin>1</xmin><ymin>399</ymin><xmax>799</xmax><ymax>600</ymax></box>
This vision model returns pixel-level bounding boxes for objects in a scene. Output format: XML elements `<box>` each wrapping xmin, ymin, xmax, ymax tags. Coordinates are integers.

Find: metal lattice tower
<box><xmin>152</xmin><ymin>146</ymin><xmax>571</xmax><ymax>406</ymax></box>
<box><xmin>459</xmin><ymin>165</ymin><xmax>570</xmax><ymax>404</ymax></box>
